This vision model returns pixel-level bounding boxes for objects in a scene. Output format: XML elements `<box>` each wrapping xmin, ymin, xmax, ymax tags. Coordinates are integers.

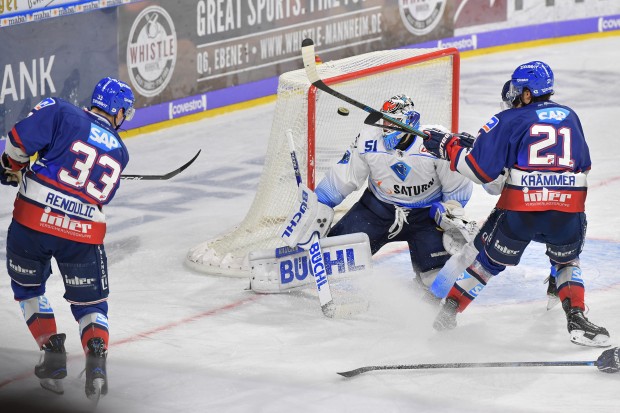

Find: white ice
<box><xmin>1</xmin><ymin>35</ymin><xmax>620</xmax><ymax>413</ymax></box>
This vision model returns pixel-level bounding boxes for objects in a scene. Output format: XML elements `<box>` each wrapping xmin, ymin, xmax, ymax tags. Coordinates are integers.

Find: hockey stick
<box><xmin>363</xmin><ymin>112</ymin><xmax>410</xmax><ymax>133</ymax></box>
<box><xmin>301</xmin><ymin>38</ymin><xmax>427</xmax><ymax>139</ymax></box>
<box><xmin>337</xmin><ymin>360</ymin><xmax>596</xmax><ymax>378</ymax></box>
<box><xmin>285</xmin><ymin>130</ymin><xmax>336</xmax><ymax>317</ymax></box>
<box><xmin>120</xmin><ymin>150</ymin><xmax>201</xmax><ymax>180</ymax></box>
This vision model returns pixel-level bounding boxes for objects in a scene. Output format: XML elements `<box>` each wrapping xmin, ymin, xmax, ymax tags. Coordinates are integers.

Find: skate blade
<box><xmin>40</xmin><ymin>378</ymin><xmax>64</xmax><ymax>394</ymax></box>
<box><xmin>570</xmin><ymin>330</ymin><xmax>611</xmax><ymax>348</ymax></box>
<box><xmin>87</xmin><ymin>378</ymin><xmax>105</xmax><ymax>404</ymax></box>
<box><xmin>546</xmin><ymin>295</ymin><xmax>560</xmax><ymax>310</ymax></box>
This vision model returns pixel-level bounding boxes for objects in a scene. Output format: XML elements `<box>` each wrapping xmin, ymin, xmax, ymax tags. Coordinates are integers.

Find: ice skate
<box><xmin>433</xmin><ymin>298</ymin><xmax>459</xmax><ymax>331</ymax></box>
<box><xmin>34</xmin><ymin>333</ymin><xmax>67</xmax><ymax>394</ymax></box>
<box><xmin>422</xmin><ymin>289</ymin><xmax>442</xmax><ymax>307</ymax></box>
<box><xmin>85</xmin><ymin>337</ymin><xmax>108</xmax><ymax>402</ymax></box>
<box><xmin>545</xmin><ymin>275</ymin><xmax>560</xmax><ymax>310</ymax></box>
<box><xmin>566</xmin><ymin>308</ymin><xmax>610</xmax><ymax>348</ymax></box>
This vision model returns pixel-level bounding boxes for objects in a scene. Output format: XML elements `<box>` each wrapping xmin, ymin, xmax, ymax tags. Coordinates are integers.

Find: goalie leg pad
<box><xmin>250</xmin><ymin>233</ymin><xmax>372</xmax><ymax>293</ymax></box>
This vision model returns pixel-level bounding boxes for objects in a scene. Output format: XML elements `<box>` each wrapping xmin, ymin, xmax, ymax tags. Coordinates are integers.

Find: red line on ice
<box><xmin>0</xmin><ymin>295</ymin><xmax>261</xmax><ymax>389</ymax></box>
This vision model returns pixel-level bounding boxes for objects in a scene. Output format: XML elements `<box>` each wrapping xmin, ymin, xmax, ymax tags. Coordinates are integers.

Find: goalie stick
<box><xmin>338</xmin><ymin>360</ymin><xmax>596</xmax><ymax>378</ymax></box>
<box><xmin>285</xmin><ymin>130</ymin><xmax>336</xmax><ymax>317</ymax></box>
<box><xmin>120</xmin><ymin>150</ymin><xmax>201</xmax><ymax>180</ymax></box>
<box><xmin>301</xmin><ymin>38</ymin><xmax>427</xmax><ymax>139</ymax></box>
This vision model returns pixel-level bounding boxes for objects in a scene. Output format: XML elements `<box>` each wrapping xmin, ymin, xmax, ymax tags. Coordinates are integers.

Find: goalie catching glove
<box><xmin>280</xmin><ymin>184</ymin><xmax>334</xmax><ymax>249</ymax></box>
<box><xmin>430</xmin><ymin>200</ymin><xmax>479</xmax><ymax>255</ymax></box>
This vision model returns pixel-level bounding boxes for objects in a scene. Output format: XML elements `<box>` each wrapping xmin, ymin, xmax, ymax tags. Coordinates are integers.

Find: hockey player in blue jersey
<box><xmin>307</xmin><ymin>94</ymin><xmax>473</xmax><ymax>290</ymax></box>
<box><xmin>422</xmin><ymin>61</ymin><xmax>610</xmax><ymax>347</ymax></box>
<box><xmin>0</xmin><ymin>77</ymin><xmax>135</xmax><ymax>398</ymax></box>
<box><xmin>427</xmin><ymin>80</ymin><xmax>561</xmax><ymax>309</ymax></box>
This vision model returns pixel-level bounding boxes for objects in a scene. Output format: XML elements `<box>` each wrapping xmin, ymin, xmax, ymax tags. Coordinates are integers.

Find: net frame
<box><xmin>186</xmin><ymin>47</ymin><xmax>460</xmax><ymax>277</ymax></box>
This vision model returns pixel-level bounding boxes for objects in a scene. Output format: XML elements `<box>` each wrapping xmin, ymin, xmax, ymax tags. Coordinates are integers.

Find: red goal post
<box><xmin>186</xmin><ymin>47</ymin><xmax>460</xmax><ymax>277</ymax></box>
<box><xmin>306</xmin><ymin>47</ymin><xmax>460</xmax><ymax>189</ymax></box>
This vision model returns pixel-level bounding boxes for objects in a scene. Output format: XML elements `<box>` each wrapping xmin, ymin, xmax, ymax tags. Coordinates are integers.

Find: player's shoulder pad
<box><xmin>33</xmin><ymin>97</ymin><xmax>57</xmax><ymax>111</ymax></box>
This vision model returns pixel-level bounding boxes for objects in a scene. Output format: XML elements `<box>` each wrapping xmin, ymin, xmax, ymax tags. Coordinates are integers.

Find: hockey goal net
<box><xmin>186</xmin><ymin>47</ymin><xmax>460</xmax><ymax>277</ymax></box>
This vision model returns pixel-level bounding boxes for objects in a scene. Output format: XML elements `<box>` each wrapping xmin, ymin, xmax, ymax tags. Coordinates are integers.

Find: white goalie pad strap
<box><xmin>280</xmin><ymin>184</ymin><xmax>334</xmax><ymax>248</ymax></box>
<box><xmin>249</xmin><ymin>232</ymin><xmax>373</xmax><ymax>293</ymax></box>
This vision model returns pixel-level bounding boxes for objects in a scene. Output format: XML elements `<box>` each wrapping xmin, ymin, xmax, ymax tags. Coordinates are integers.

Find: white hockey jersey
<box><xmin>315</xmin><ymin>125</ymin><xmax>473</xmax><ymax>209</ymax></box>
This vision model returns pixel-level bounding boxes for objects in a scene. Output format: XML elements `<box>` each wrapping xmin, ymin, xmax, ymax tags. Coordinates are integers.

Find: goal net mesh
<box><xmin>186</xmin><ymin>47</ymin><xmax>459</xmax><ymax>277</ymax></box>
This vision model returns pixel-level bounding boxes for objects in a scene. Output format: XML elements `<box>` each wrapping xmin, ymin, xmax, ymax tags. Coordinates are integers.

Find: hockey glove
<box><xmin>430</xmin><ymin>200</ymin><xmax>479</xmax><ymax>255</ymax></box>
<box><xmin>596</xmin><ymin>347</ymin><xmax>620</xmax><ymax>374</ymax></box>
<box><xmin>0</xmin><ymin>153</ymin><xmax>22</xmax><ymax>187</ymax></box>
<box><xmin>454</xmin><ymin>132</ymin><xmax>476</xmax><ymax>149</ymax></box>
<box><xmin>422</xmin><ymin>129</ymin><xmax>461</xmax><ymax>161</ymax></box>
<box><xmin>430</xmin><ymin>200</ymin><xmax>465</xmax><ymax>230</ymax></box>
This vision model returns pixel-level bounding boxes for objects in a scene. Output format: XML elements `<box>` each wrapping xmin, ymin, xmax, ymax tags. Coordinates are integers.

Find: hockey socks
<box><xmin>556</xmin><ymin>265</ymin><xmax>585</xmax><ymax>311</ymax></box>
<box><xmin>79</xmin><ymin>312</ymin><xmax>109</xmax><ymax>353</ymax></box>
<box><xmin>19</xmin><ymin>296</ymin><xmax>57</xmax><ymax>349</ymax></box>
<box><xmin>446</xmin><ymin>260</ymin><xmax>493</xmax><ymax>313</ymax></box>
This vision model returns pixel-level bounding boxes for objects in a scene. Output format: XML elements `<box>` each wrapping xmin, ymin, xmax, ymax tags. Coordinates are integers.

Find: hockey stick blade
<box><xmin>301</xmin><ymin>38</ymin><xmax>427</xmax><ymax>139</ymax></box>
<box><xmin>363</xmin><ymin>112</ymin><xmax>411</xmax><ymax>133</ymax></box>
<box><xmin>121</xmin><ymin>150</ymin><xmax>201</xmax><ymax>180</ymax></box>
<box><xmin>337</xmin><ymin>360</ymin><xmax>596</xmax><ymax>378</ymax></box>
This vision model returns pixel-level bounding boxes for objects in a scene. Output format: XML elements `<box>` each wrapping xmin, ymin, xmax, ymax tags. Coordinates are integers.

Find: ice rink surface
<box><xmin>1</xmin><ymin>34</ymin><xmax>620</xmax><ymax>412</ymax></box>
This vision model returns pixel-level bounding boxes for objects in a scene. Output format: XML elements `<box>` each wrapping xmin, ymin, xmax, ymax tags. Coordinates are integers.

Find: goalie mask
<box><xmin>380</xmin><ymin>94</ymin><xmax>421</xmax><ymax>151</ymax></box>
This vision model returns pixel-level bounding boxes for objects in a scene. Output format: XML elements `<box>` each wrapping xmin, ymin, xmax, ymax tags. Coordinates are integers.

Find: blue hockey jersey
<box><xmin>6</xmin><ymin>97</ymin><xmax>129</xmax><ymax>244</ymax></box>
<box><xmin>452</xmin><ymin>100</ymin><xmax>590</xmax><ymax>212</ymax></box>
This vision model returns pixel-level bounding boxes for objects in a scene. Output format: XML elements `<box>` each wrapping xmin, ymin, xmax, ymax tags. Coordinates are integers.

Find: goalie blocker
<box><xmin>250</xmin><ymin>233</ymin><xmax>373</xmax><ymax>293</ymax></box>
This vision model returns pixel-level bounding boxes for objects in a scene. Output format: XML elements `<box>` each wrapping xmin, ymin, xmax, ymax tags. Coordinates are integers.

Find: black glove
<box><xmin>597</xmin><ymin>347</ymin><xmax>620</xmax><ymax>374</ymax></box>
<box><xmin>0</xmin><ymin>153</ymin><xmax>21</xmax><ymax>187</ymax></box>
<box><xmin>454</xmin><ymin>132</ymin><xmax>476</xmax><ymax>149</ymax></box>
<box><xmin>422</xmin><ymin>128</ymin><xmax>458</xmax><ymax>160</ymax></box>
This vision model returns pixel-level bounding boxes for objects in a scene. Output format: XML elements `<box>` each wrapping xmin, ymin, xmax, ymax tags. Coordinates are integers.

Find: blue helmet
<box><xmin>91</xmin><ymin>77</ymin><xmax>135</xmax><ymax>122</ymax></box>
<box><xmin>508</xmin><ymin>61</ymin><xmax>554</xmax><ymax>99</ymax></box>
<box><xmin>380</xmin><ymin>94</ymin><xmax>420</xmax><ymax>151</ymax></box>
